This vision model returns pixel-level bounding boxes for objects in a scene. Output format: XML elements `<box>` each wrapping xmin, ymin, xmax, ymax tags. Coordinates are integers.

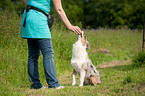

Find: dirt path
<box><xmin>97</xmin><ymin>60</ymin><xmax>131</xmax><ymax>68</ymax></box>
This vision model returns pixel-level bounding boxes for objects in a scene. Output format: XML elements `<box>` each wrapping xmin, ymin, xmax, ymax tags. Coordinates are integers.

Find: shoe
<box><xmin>56</xmin><ymin>86</ymin><xmax>64</xmax><ymax>89</ymax></box>
<box><xmin>41</xmin><ymin>86</ymin><xmax>46</xmax><ymax>89</ymax></box>
<box><xmin>31</xmin><ymin>85</ymin><xmax>46</xmax><ymax>89</ymax></box>
<box><xmin>31</xmin><ymin>83</ymin><xmax>44</xmax><ymax>89</ymax></box>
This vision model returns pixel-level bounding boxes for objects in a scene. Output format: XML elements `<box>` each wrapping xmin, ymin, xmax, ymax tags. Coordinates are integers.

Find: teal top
<box><xmin>21</xmin><ymin>0</ymin><xmax>53</xmax><ymax>38</ymax></box>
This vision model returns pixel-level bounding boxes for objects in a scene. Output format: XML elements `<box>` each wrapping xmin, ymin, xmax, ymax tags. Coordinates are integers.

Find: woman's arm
<box><xmin>22</xmin><ymin>0</ymin><xmax>27</xmax><ymax>5</ymax></box>
<box><xmin>53</xmin><ymin>0</ymin><xmax>82</xmax><ymax>35</ymax></box>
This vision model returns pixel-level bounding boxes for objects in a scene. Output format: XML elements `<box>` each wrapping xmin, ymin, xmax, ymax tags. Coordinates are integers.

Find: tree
<box><xmin>83</xmin><ymin>0</ymin><xmax>145</xmax><ymax>29</ymax></box>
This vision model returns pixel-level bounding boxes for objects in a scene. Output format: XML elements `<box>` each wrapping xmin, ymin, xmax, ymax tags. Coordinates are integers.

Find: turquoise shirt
<box><xmin>21</xmin><ymin>0</ymin><xmax>53</xmax><ymax>38</ymax></box>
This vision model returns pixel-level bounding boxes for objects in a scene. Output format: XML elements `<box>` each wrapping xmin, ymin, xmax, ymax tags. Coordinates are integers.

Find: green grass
<box><xmin>0</xmin><ymin>10</ymin><xmax>145</xmax><ymax>96</ymax></box>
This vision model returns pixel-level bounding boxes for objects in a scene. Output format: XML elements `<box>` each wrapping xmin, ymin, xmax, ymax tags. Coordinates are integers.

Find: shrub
<box><xmin>132</xmin><ymin>52</ymin><xmax>145</xmax><ymax>67</ymax></box>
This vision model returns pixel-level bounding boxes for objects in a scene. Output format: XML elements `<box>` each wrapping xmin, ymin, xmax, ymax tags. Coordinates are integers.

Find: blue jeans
<box><xmin>27</xmin><ymin>39</ymin><xmax>60</xmax><ymax>89</ymax></box>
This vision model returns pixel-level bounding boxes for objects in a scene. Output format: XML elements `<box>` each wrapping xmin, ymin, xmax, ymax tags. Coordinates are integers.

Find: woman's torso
<box><xmin>21</xmin><ymin>0</ymin><xmax>53</xmax><ymax>39</ymax></box>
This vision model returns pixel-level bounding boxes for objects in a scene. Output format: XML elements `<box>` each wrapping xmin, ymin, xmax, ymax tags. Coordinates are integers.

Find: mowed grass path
<box><xmin>0</xmin><ymin>10</ymin><xmax>145</xmax><ymax>96</ymax></box>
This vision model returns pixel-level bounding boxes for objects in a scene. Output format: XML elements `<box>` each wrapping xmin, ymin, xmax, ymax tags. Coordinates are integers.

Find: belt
<box><xmin>23</xmin><ymin>5</ymin><xmax>49</xmax><ymax>27</ymax></box>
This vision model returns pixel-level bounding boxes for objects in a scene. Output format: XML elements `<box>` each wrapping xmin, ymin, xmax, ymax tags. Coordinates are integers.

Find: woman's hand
<box><xmin>68</xmin><ymin>25</ymin><xmax>82</xmax><ymax>35</ymax></box>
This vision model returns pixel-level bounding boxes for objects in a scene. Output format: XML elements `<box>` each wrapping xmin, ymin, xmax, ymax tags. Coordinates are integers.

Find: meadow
<box><xmin>0</xmin><ymin>10</ymin><xmax>145</xmax><ymax>96</ymax></box>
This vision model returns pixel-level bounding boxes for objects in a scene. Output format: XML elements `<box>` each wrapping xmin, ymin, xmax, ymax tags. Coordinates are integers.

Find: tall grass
<box><xmin>0</xmin><ymin>10</ymin><xmax>144</xmax><ymax>96</ymax></box>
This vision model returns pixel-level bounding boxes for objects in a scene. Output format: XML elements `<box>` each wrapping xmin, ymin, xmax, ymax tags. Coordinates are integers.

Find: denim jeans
<box><xmin>27</xmin><ymin>38</ymin><xmax>60</xmax><ymax>89</ymax></box>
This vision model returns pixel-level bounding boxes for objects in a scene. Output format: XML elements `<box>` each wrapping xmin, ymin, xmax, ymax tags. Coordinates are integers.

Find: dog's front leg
<box><xmin>72</xmin><ymin>69</ymin><xmax>77</xmax><ymax>86</ymax></box>
<box><xmin>79</xmin><ymin>69</ymin><xmax>86</xmax><ymax>87</ymax></box>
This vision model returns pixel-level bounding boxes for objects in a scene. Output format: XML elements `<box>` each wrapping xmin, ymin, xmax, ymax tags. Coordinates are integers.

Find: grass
<box><xmin>0</xmin><ymin>10</ymin><xmax>145</xmax><ymax>96</ymax></box>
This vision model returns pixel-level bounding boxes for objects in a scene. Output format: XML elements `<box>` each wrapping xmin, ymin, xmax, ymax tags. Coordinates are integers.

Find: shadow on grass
<box><xmin>98</xmin><ymin>64</ymin><xmax>134</xmax><ymax>71</ymax></box>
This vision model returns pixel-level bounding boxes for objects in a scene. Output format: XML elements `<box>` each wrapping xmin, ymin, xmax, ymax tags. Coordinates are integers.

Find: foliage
<box><xmin>132</xmin><ymin>52</ymin><xmax>145</xmax><ymax>67</ymax></box>
<box><xmin>83</xmin><ymin>0</ymin><xmax>145</xmax><ymax>29</ymax></box>
<box><xmin>0</xmin><ymin>0</ymin><xmax>25</xmax><ymax>15</ymax></box>
<box><xmin>0</xmin><ymin>0</ymin><xmax>14</xmax><ymax>10</ymax></box>
<box><xmin>62</xmin><ymin>0</ymin><xmax>83</xmax><ymax>26</ymax></box>
<box><xmin>0</xmin><ymin>0</ymin><xmax>144</xmax><ymax>29</ymax></box>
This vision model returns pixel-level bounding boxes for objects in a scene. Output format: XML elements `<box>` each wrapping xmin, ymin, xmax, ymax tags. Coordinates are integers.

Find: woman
<box><xmin>21</xmin><ymin>0</ymin><xmax>82</xmax><ymax>89</ymax></box>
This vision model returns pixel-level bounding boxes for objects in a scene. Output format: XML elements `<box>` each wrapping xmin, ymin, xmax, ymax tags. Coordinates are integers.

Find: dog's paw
<box><xmin>72</xmin><ymin>82</ymin><xmax>76</xmax><ymax>86</ymax></box>
<box><xmin>79</xmin><ymin>84</ymin><xmax>83</xmax><ymax>87</ymax></box>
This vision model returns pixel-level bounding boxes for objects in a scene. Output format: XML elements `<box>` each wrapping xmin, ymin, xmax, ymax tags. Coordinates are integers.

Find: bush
<box><xmin>83</xmin><ymin>0</ymin><xmax>145</xmax><ymax>29</ymax></box>
<box><xmin>132</xmin><ymin>52</ymin><xmax>145</xmax><ymax>67</ymax></box>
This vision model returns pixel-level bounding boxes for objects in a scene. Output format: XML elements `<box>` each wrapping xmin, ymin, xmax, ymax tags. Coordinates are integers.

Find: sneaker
<box><xmin>31</xmin><ymin>85</ymin><xmax>46</xmax><ymax>89</ymax></box>
<box><xmin>41</xmin><ymin>86</ymin><xmax>46</xmax><ymax>89</ymax></box>
<box><xmin>31</xmin><ymin>83</ymin><xmax>45</xmax><ymax>89</ymax></box>
<box><xmin>56</xmin><ymin>86</ymin><xmax>64</xmax><ymax>89</ymax></box>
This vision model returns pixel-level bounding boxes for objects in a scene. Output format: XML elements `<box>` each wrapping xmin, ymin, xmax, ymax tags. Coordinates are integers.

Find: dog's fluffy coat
<box><xmin>71</xmin><ymin>33</ymin><xmax>101</xmax><ymax>86</ymax></box>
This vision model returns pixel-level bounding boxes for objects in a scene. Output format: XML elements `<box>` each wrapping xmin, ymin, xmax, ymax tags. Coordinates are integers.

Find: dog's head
<box><xmin>78</xmin><ymin>31</ymin><xmax>90</xmax><ymax>49</ymax></box>
<box><xmin>90</xmin><ymin>75</ymin><xmax>102</xmax><ymax>86</ymax></box>
<box><xmin>84</xmin><ymin>75</ymin><xmax>102</xmax><ymax>86</ymax></box>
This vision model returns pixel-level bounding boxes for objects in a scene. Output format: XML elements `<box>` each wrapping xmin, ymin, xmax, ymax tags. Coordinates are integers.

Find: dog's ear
<box><xmin>86</xmin><ymin>41</ymin><xmax>90</xmax><ymax>49</ymax></box>
<box><xmin>84</xmin><ymin>36</ymin><xmax>90</xmax><ymax>49</ymax></box>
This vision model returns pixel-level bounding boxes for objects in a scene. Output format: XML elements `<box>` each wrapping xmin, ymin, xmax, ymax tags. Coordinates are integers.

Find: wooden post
<box><xmin>143</xmin><ymin>12</ymin><xmax>145</xmax><ymax>51</ymax></box>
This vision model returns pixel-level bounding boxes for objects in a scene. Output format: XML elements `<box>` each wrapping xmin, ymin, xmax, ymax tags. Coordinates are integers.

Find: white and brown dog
<box><xmin>71</xmin><ymin>31</ymin><xmax>102</xmax><ymax>86</ymax></box>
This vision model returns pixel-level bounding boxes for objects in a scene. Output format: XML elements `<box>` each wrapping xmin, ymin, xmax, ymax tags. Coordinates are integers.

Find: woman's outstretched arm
<box><xmin>53</xmin><ymin>0</ymin><xmax>82</xmax><ymax>35</ymax></box>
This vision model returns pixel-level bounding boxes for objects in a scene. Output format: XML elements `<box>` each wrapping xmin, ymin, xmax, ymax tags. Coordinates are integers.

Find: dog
<box><xmin>71</xmin><ymin>32</ymin><xmax>102</xmax><ymax>86</ymax></box>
